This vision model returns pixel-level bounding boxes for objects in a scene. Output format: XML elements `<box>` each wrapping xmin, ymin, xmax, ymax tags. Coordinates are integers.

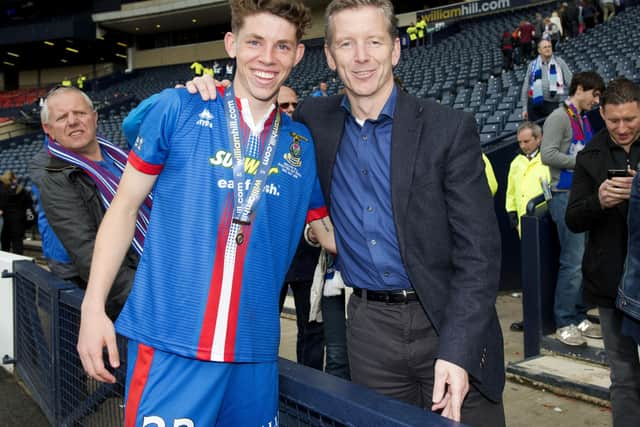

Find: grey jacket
<box><xmin>38</xmin><ymin>155</ymin><xmax>137</xmax><ymax>319</ymax></box>
<box><xmin>541</xmin><ymin>104</ymin><xmax>576</xmax><ymax>191</ymax></box>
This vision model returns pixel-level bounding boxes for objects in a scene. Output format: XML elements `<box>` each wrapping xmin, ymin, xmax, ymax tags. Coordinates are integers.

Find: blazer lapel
<box><xmin>390</xmin><ymin>91</ymin><xmax>422</xmax><ymax>235</ymax></box>
<box><xmin>317</xmin><ymin>100</ymin><xmax>347</xmax><ymax>205</ymax></box>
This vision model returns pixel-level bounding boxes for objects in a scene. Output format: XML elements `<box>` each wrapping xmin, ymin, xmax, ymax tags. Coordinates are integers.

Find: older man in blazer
<box><xmin>294</xmin><ymin>1</ymin><xmax>504</xmax><ymax>426</ymax></box>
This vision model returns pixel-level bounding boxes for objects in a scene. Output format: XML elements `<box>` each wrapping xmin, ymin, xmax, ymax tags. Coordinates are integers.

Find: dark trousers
<box><xmin>527</xmin><ymin>99</ymin><xmax>559</xmax><ymax>123</ymax></box>
<box><xmin>322</xmin><ymin>292</ymin><xmax>350</xmax><ymax>380</ymax></box>
<box><xmin>1</xmin><ymin>222</ymin><xmax>24</xmax><ymax>254</ymax></box>
<box><xmin>520</xmin><ymin>40</ymin><xmax>533</xmax><ymax>60</ymax></box>
<box><xmin>599</xmin><ymin>306</ymin><xmax>640</xmax><ymax>427</ymax></box>
<box><xmin>346</xmin><ymin>292</ymin><xmax>505</xmax><ymax>427</ymax></box>
<box><xmin>279</xmin><ymin>281</ymin><xmax>324</xmax><ymax>371</ymax></box>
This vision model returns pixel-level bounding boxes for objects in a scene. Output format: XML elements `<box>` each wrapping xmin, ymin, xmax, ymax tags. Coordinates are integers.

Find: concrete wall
<box><xmin>18</xmin><ymin>63</ymin><xmax>115</xmax><ymax>88</ymax></box>
<box><xmin>132</xmin><ymin>6</ymin><xmax>326</xmax><ymax>70</ymax></box>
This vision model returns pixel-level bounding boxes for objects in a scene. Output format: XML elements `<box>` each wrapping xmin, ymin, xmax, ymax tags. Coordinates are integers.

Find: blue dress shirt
<box><xmin>330</xmin><ymin>86</ymin><xmax>412</xmax><ymax>290</ymax></box>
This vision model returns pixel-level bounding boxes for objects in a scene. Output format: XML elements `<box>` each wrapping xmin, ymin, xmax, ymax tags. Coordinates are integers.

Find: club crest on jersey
<box><xmin>196</xmin><ymin>108</ymin><xmax>214</xmax><ymax>128</ymax></box>
<box><xmin>283</xmin><ymin>132</ymin><xmax>307</xmax><ymax>167</ymax></box>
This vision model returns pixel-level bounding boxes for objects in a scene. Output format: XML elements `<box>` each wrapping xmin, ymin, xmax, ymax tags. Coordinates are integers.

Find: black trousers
<box><xmin>279</xmin><ymin>281</ymin><xmax>325</xmax><ymax>371</ymax></box>
<box><xmin>527</xmin><ymin>99</ymin><xmax>559</xmax><ymax>123</ymax></box>
<box><xmin>346</xmin><ymin>292</ymin><xmax>505</xmax><ymax>427</ymax></box>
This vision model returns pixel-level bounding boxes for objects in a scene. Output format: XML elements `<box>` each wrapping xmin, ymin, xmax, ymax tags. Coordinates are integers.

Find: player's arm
<box><xmin>77</xmin><ymin>164</ymin><xmax>157</xmax><ymax>383</ymax></box>
<box><xmin>309</xmin><ymin>216</ymin><xmax>336</xmax><ymax>254</ymax></box>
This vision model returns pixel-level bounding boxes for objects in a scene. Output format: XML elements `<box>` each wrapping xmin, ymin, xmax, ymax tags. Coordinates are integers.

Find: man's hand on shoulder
<box><xmin>431</xmin><ymin>359</ymin><xmax>469</xmax><ymax>422</ymax></box>
<box><xmin>184</xmin><ymin>74</ymin><xmax>230</xmax><ymax>101</ymax></box>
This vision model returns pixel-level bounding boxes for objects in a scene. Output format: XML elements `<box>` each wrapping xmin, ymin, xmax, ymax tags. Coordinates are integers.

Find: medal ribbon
<box><xmin>222</xmin><ymin>86</ymin><xmax>281</xmax><ymax>225</ymax></box>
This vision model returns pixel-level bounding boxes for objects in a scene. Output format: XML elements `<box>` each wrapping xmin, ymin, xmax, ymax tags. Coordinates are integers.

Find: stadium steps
<box><xmin>507</xmin><ymin>352</ymin><xmax>610</xmax><ymax>407</ymax></box>
<box><xmin>507</xmin><ymin>332</ymin><xmax>610</xmax><ymax>406</ymax></box>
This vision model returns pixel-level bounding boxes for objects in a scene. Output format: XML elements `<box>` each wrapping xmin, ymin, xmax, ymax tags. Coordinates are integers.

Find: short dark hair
<box><xmin>230</xmin><ymin>0</ymin><xmax>311</xmax><ymax>42</ymax></box>
<box><xmin>601</xmin><ymin>77</ymin><xmax>640</xmax><ymax>109</ymax></box>
<box><xmin>568</xmin><ymin>71</ymin><xmax>605</xmax><ymax>96</ymax></box>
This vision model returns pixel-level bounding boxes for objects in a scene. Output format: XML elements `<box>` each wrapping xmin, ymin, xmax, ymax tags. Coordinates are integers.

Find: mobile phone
<box><xmin>607</xmin><ymin>169</ymin><xmax>630</xmax><ymax>178</ymax></box>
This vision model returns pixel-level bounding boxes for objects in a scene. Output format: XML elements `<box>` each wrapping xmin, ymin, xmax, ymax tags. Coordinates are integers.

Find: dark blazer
<box><xmin>294</xmin><ymin>89</ymin><xmax>505</xmax><ymax>402</ymax></box>
<box><xmin>566</xmin><ymin>129</ymin><xmax>640</xmax><ymax>307</ymax></box>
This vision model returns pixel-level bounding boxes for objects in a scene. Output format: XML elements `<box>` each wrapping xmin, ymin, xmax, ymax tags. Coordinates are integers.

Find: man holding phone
<box><xmin>566</xmin><ymin>77</ymin><xmax>640</xmax><ymax>427</ymax></box>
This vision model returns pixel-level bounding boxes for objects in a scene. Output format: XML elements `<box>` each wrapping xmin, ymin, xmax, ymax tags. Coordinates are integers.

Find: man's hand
<box><xmin>521</xmin><ymin>110</ymin><xmax>528</xmax><ymax>120</ymax></box>
<box><xmin>431</xmin><ymin>359</ymin><xmax>469</xmax><ymax>422</ymax></box>
<box><xmin>185</xmin><ymin>74</ymin><xmax>230</xmax><ymax>101</ymax></box>
<box><xmin>599</xmin><ymin>172</ymin><xmax>635</xmax><ymax>209</ymax></box>
<box><xmin>77</xmin><ymin>307</ymin><xmax>119</xmax><ymax>383</ymax></box>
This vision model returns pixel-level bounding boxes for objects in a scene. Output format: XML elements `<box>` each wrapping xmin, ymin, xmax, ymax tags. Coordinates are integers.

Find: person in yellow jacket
<box><xmin>483</xmin><ymin>153</ymin><xmax>498</xmax><ymax>196</ymax></box>
<box><xmin>406</xmin><ymin>23</ymin><xmax>417</xmax><ymax>47</ymax></box>
<box><xmin>506</xmin><ymin>121</ymin><xmax>551</xmax><ymax>236</ymax></box>
<box><xmin>190</xmin><ymin>61</ymin><xmax>204</xmax><ymax>75</ymax></box>
<box><xmin>415</xmin><ymin>17</ymin><xmax>426</xmax><ymax>46</ymax></box>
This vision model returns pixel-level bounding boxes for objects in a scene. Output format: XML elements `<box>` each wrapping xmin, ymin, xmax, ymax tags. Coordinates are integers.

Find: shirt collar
<box><xmin>340</xmin><ymin>85</ymin><xmax>398</xmax><ymax>123</ymax></box>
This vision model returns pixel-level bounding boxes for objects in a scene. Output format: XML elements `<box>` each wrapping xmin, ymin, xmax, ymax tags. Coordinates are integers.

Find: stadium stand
<box><xmin>2</xmin><ymin>4</ymin><xmax>640</xmax><ymax>183</ymax></box>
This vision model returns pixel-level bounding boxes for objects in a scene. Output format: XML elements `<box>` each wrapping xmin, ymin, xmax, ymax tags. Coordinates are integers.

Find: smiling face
<box><xmin>225</xmin><ymin>12</ymin><xmax>304</xmax><ymax>110</ymax></box>
<box><xmin>324</xmin><ymin>6</ymin><xmax>400</xmax><ymax>108</ymax></box>
<box><xmin>42</xmin><ymin>90</ymin><xmax>100</xmax><ymax>159</ymax></box>
<box><xmin>601</xmin><ymin>101</ymin><xmax>640</xmax><ymax>151</ymax></box>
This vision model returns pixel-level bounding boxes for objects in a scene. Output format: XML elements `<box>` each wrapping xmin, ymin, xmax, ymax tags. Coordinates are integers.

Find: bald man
<box><xmin>278</xmin><ymin>86</ymin><xmax>299</xmax><ymax>117</ymax></box>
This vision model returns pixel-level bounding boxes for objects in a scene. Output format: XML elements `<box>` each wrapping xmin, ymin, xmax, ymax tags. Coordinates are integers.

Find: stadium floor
<box><xmin>1</xmin><ymin>293</ymin><xmax>611</xmax><ymax>426</ymax></box>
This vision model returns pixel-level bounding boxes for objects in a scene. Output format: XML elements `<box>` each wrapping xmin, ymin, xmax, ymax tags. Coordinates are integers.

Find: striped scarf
<box><xmin>47</xmin><ymin>136</ymin><xmax>152</xmax><ymax>256</ymax></box>
<box><xmin>528</xmin><ymin>56</ymin><xmax>564</xmax><ymax>105</ymax></box>
<box><xmin>556</xmin><ymin>101</ymin><xmax>593</xmax><ymax>190</ymax></box>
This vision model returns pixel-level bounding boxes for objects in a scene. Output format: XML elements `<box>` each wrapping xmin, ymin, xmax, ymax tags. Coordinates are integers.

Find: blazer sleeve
<box><xmin>434</xmin><ymin>113</ymin><xmax>501</xmax><ymax>381</ymax></box>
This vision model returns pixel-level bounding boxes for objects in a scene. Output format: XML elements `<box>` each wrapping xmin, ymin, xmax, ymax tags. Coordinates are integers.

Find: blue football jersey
<box><xmin>115</xmin><ymin>88</ymin><xmax>326</xmax><ymax>362</ymax></box>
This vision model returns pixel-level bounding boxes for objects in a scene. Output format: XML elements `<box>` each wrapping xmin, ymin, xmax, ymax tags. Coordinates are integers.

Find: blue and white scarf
<box><xmin>528</xmin><ymin>56</ymin><xmax>565</xmax><ymax>105</ymax></box>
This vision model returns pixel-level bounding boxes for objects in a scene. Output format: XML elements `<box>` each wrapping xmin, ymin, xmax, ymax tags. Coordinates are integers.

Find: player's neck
<box><xmin>232</xmin><ymin>79</ymin><xmax>277</xmax><ymax>125</ymax></box>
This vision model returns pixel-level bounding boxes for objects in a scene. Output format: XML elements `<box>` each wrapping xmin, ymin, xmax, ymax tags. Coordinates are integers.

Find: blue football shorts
<box><xmin>124</xmin><ymin>340</ymin><xmax>278</xmax><ymax>427</ymax></box>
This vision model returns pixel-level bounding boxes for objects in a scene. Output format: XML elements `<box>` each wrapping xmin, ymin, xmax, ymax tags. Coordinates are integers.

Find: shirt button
<box><xmin>362</xmin><ymin>135</ymin><xmax>368</xmax><ymax>141</ymax></box>
<box><xmin>367</xmin><ymin>206</ymin><xmax>373</xmax><ymax>212</ymax></box>
<box><xmin>370</xmin><ymin>239</ymin><xmax>377</xmax><ymax>246</ymax></box>
<box><xmin>361</xmin><ymin>169</ymin><xmax>368</xmax><ymax>175</ymax></box>
<box><xmin>383</xmin><ymin>271</ymin><xmax>390</xmax><ymax>277</ymax></box>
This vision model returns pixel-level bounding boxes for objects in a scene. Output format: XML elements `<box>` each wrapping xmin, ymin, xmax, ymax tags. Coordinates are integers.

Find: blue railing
<box><xmin>8</xmin><ymin>260</ymin><xmax>461</xmax><ymax>426</ymax></box>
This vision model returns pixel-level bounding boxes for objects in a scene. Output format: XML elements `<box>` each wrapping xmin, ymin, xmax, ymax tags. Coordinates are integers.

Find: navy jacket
<box><xmin>295</xmin><ymin>89</ymin><xmax>505</xmax><ymax>402</ymax></box>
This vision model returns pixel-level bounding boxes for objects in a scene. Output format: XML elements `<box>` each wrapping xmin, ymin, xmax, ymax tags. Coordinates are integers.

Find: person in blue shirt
<box><xmin>311</xmin><ymin>81</ymin><xmax>328</xmax><ymax>97</ymax></box>
<box><xmin>77</xmin><ymin>2</ymin><xmax>336</xmax><ymax>426</ymax></box>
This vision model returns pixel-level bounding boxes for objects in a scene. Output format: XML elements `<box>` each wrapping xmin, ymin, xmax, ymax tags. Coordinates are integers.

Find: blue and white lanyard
<box><xmin>222</xmin><ymin>86</ymin><xmax>281</xmax><ymax>225</ymax></box>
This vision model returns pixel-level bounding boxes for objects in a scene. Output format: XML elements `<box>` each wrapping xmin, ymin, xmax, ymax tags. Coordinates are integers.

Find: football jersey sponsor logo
<box><xmin>217</xmin><ymin>179</ymin><xmax>280</xmax><ymax>196</ymax></box>
<box><xmin>196</xmin><ymin>108</ymin><xmax>214</xmax><ymax>128</ymax></box>
<box><xmin>209</xmin><ymin>150</ymin><xmax>278</xmax><ymax>176</ymax></box>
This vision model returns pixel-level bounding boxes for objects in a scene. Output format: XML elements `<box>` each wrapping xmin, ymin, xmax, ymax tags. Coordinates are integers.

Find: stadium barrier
<box><xmin>519</xmin><ymin>196</ymin><xmax>558</xmax><ymax>358</ymax></box>
<box><xmin>6</xmin><ymin>260</ymin><xmax>463</xmax><ymax>426</ymax></box>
